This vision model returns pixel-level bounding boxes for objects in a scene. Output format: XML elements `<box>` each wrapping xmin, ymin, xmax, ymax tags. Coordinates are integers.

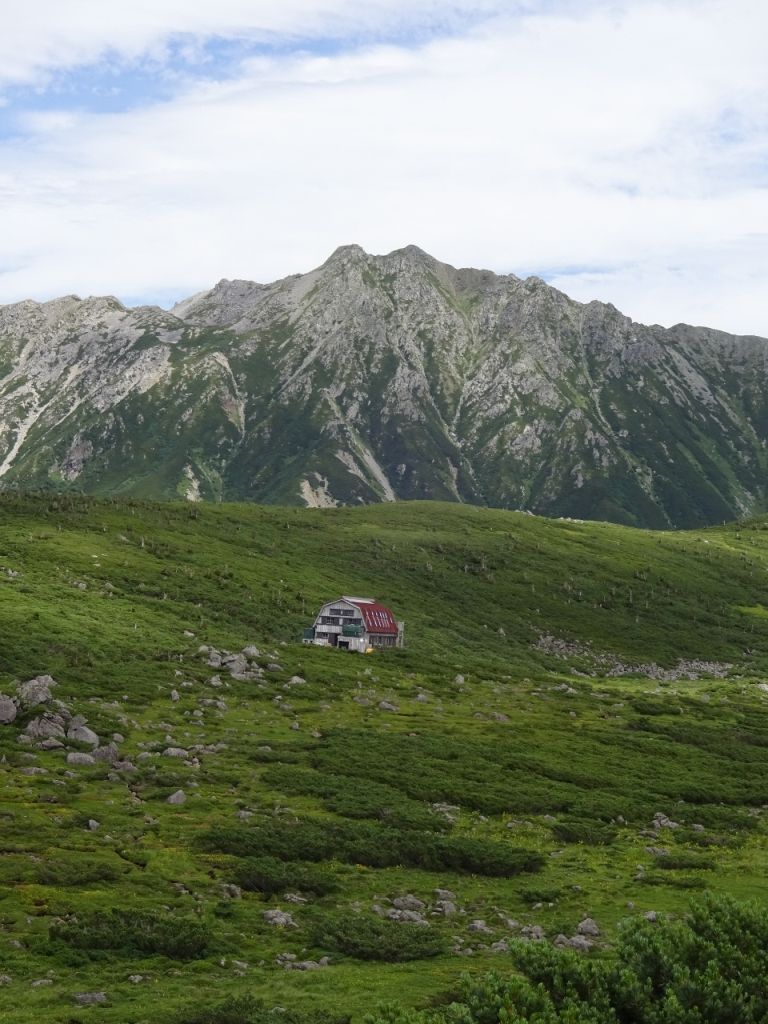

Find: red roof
<box><xmin>345</xmin><ymin>597</ymin><xmax>399</xmax><ymax>635</ymax></box>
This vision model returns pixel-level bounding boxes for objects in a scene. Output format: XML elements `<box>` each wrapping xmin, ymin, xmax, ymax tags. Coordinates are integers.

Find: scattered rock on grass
<box><xmin>17</xmin><ymin>676</ymin><xmax>56</xmax><ymax>709</ymax></box>
<box><xmin>66</xmin><ymin>752</ymin><xmax>95</xmax><ymax>766</ymax></box>
<box><xmin>74</xmin><ymin>992</ymin><xmax>107</xmax><ymax>1005</ymax></box>
<box><xmin>167</xmin><ymin>790</ymin><xmax>187</xmax><ymax>805</ymax></box>
<box><xmin>263</xmin><ymin>909</ymin><xmax>295</xmax><ymax>928</ymax></box>
<box><xmin>577</xmin><ymin>918</ymin><xmax>600</xmax><ymax>937</ymax></box>
<box><xmin>0</xmin><ymin>696</ymin><xmax>17</xmax><ymax>724</ymax></box>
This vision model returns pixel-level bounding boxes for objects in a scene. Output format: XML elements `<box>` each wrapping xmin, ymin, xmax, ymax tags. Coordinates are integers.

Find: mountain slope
<box><xmin>1</xmin><ymin>245</ymin><xmax>767</xmax><ymax>526</ymax></box>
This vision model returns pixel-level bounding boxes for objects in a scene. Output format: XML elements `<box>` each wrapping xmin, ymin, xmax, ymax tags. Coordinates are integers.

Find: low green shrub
<box><xmin>202</xmin><ymin>820</ymin><xmax>543</xmax><ymax>877</ymax></box>
<box><xmin>262</xmin><ymin>765</ymin><xmax>447</xmax><ymax>831</ymax></box>
<box><xmin>314</xmin><ymin>914</ymin><xmax>448</xmax><ymax>962</ymax></box>
<box><xmin>49</xmin><ymin>908</ymin><xmax>210</xmax><ymax>960</ymax></box>
<box><xmin>35</xmin><ymin>858</ymin><xmax>120</xmax><ymax>886</ymax></box>
<box><xmin>364</xmin><ymin>895</ymin><xmax>768</xmax><ymax>1022</ymax></box>
<box><xmin>233</xmin><ymin>856</ymin><xmax>338</xmax><ymax>895</ymax></box>
<box><xmin>654</xmin><ymin>854</ymin><xmax>715</xmax><ymax>870</ymax></box>
<box><xmin>639</xmin><ymin>874</ymin><xmax>707</xmax><ymax>889</ymax></box>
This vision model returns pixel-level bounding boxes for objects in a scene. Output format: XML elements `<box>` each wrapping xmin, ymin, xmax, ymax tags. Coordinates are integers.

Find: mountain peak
<box><xmin>324</xmin><ymin>244</ymin><xmax>367</xmax><ymax>265</ymax></box>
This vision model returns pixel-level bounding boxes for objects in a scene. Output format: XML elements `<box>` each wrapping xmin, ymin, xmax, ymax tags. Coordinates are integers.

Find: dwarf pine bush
<box><xmin>364</xmin><ymin>895</ymin><xmax>768</xmax><ymax>1023</ymax></box>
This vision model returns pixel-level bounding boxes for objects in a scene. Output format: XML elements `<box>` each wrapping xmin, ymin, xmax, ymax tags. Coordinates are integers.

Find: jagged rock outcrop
<box><xmin>0</xmin><ymin>245</ymin><xmax>766</xmax><ymax>527</ymax></box>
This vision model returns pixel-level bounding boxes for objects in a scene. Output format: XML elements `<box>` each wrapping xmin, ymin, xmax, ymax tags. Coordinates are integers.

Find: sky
<box><xmin>0</xmin><ymin>0</ymin><xmax>767</xmax><ymax>334</ymax></box>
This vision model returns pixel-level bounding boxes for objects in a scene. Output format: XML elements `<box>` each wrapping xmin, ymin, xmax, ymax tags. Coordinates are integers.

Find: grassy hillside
<box><xmin>0</xmin><ymin>495</ymin><xmax>767</xmax><ymax>1023</ymax></box>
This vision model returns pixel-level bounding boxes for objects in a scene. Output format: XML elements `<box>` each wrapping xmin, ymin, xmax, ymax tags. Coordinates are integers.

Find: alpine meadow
<box><xmin>1</xmin><ymin>495</ymin><xmax>768</xmax><ymax>1022</ymax></box>
<box><xmin>2</xmin><ymin>1</ymin><xmax>768</xmax><ymax>1020</ymax></box>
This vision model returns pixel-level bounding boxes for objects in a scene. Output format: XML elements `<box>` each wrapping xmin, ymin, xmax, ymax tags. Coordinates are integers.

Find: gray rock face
<box><xmin>0</xmin><ymin>247</ymin><xmax>766</xmax><ymax>528</ymax></box>
<box><xmin>0</xmin><ymin>696</ymin><xmax>17</xmax><ymax>724</ymax></box>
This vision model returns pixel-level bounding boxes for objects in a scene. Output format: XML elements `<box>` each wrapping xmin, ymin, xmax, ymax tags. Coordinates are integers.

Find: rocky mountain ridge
<box><xmin>0</xmin><ymin>244</ymin><xmax>766</xmax><ymax>527</ymax></box>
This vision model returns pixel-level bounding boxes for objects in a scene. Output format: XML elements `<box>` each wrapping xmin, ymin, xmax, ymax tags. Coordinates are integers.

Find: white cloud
<box><xmin>0</xmin><ymin>0</ymin><xmax>767</xmax><ymax>334</ymax></box>
<box><xmin>0</xmin><ymin>0</ymin><xmax>512</xmax><ymax>86</ymax></box>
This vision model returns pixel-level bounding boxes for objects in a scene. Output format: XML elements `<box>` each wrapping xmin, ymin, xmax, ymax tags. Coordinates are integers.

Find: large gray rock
<box><xmin>92</xmin><ymin>742</ymin><xmax>120</xmax><ymax>764</ymax></box>
<box><xmin>577</xmin><ymin>918</ymin><xmax>601</xmax><ymax>937</ymax></box>
<box><xmin>67</xmin><ymin>723</ymin><xmax>100</xmax><ymax>746</ymax></box>
<box><xmin>0</xmin><ymin>695</ymin><xmax>17</xmax><ymax>724</ymax></box>
<box><xmin>392</xmin><ymin>894</ymin><xmax>425</xmax><ymax>911</ymax></box>
<box><xmin>167</xmin><ymin>790</ymin><xmax>187</xmax><ymax>805</ymax></box>
<box><xmin>17</xmin><ymin>675</ymin><xmax>56</xmax><ymax>709</ymax></box>
<box><xmin>25</xmin><ymin>713</ymin><xmax>66</xmax><ymax>739</ymax></box>
<box><xmin>66</xmin><ymin>752</ymin><xmax>95</xmax><ymax>766</ymax></box>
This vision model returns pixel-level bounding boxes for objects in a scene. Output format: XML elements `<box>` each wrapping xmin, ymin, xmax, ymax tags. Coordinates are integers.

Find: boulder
<box><xmin>0</xmin><ymin>695</ymin><xmax>17</xmax><ymax>724</ymax></box>
<box><xmin>38</xmin><ymin>738</ymin><xmax>64</xmax><ymax>751</ymax></box>
<box><xmin>17</xmin><ymin>676</ymin><xmax>56</xmax><ymax>709</ymax></box>
<box><xmin>26</xmin><ymin>713</ymin><xmax>66</xmax><ymax>739</ymax></box>
<box><xmin>577</xmin><ymin>918</ymin><xmax>600</xmax><ymax>937</ymax></box>
<box><xmin>392</xmin><ymin>895</ymin><xmax>425</xmax><ymax>911</ymax></box>
<box><xmin>66</xmin><ymin>723</ymin><xmax>100</xmax><ymax>746</ymax></box>
<box><xmin>263</xmin><ymin>909</ymin><xmax>296</xmax><ymax>927</ymax></box>
<box><xmin>222</xmin><ymin>654</ymin><xmax>248</xmax><ymax>676</ymax></box>
<box><xmin>162</xmin><ymin>747</ymin><xmax>189</xmax><ymax>758</ymax></box>
<box><xmin>66</xmin><ymin>752</ymin><xmax>95</xmax><ymax>766</ymax></box>
<box><xmin>92</xmin><ymin>742</ymin><xmax>120</xmax><ymax>764</ymax></box>
<box><xmin>0</xmin><ymin>975</ymin><xmax>11</xmax><ymax>985</ymax></box>
<box><xmin>88</xmin><ymin>819</ymin><xmax>100</xmax><ymax>831</ymax></box>
<box><xmin>287</xmin><ymin>959</ymin><xmax>327</xmax><ymax>970</ymax></box>
<box><xmin>554</xmin><ymin>934</ymin><xmax>593</xmax><ymax>952</ymax></box>
<box><xmin>378</xmin><ymin>701</ymin><xmax>398</xmax><ymax>712</ymax></box>
<box><xmin>386</xmin><ymin>909</ymin><xmax>427</xmax><ymax>924</ymax></box>
<box><xmin>167</xmin><ymin>790</ymin><xmax>187</xmax><ymax>805</ymax></box>
<box><xmin>74</xmin><ymin>992</ymin><xmax>107</xmax><ymax>1005</ymax></box>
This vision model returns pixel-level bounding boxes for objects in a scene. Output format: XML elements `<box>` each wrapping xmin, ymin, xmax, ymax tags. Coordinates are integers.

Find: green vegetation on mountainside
<box><xmin>0</xmin><ymin>496</ymin><xmax>767</xmax><ymax>1022</ymax></box>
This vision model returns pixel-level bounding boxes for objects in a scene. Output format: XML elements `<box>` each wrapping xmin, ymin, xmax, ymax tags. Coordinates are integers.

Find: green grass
<box><xmin>0</xmin><ymin>495</ymin><xmax>766</xmax><ymax>1022</ymax></box>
